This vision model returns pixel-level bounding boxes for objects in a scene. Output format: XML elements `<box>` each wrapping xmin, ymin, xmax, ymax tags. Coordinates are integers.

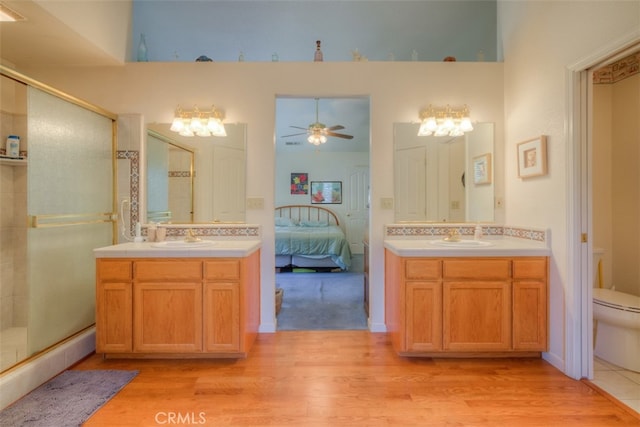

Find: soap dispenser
<box><xmin>474</xmin><ymin>224</ymin><xmax>483</xmax><ymax>240</ymax></box>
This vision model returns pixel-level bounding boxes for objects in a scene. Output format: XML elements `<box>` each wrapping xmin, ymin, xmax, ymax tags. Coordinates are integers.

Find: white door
<box><xmin>394</xmin><ymin>146</ymin><xmax>427</xmax><ymax>221</ymax></box>
<box><xmin>212</xmin><ymin>146</ymin><xmax>246</xmax><ymax>221</ymax></box>
<box><xmin>345</xmin><ymin>165</ymin><xmax>369</xmax><ymax>254</ymax></box>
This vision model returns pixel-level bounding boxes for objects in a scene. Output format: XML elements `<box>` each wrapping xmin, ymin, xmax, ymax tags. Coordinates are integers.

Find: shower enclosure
<box><xmin>0</xmin><ymin>68</ymin><xmax>116</xmax><ymax>372</ymax></box>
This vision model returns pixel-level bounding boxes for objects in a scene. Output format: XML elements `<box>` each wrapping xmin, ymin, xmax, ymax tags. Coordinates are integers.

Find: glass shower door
<box><xmin>26</xmin><ymin>87</ymin><xmax>114</xmax><ymax>356</ymax></box>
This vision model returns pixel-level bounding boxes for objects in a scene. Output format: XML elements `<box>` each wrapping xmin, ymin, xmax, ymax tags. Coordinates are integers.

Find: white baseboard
<box><xmin>0</xmin><ymin>327</ymin><xmax>96</xmax><ymax>410</ymax></box>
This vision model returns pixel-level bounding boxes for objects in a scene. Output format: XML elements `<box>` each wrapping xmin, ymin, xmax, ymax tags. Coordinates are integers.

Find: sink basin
<box><xmin>151</xmin><ymin>240</ymin><xmax>217</xmax><ymax>248</ymax></box>
<box><xmin>429</xmin><ymin>239</ymin><xmax>493</xmax><ymax>248</ymax></box>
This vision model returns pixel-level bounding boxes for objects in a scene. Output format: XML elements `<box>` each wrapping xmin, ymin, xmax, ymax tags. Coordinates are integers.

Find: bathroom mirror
<box><xmin>393</xmin><ymin>122</ymin><xmax>494</xmax><ymax>222</ymax></box>
<box><xmin>145</xmin><ymin>123</ymin><xmax>247</xmax><ymax>223</ymax></box>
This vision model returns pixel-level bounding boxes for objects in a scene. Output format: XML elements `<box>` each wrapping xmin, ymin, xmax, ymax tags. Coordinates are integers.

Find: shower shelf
<box><xmin>0</xmin><ymin>157</ymin><xmax>27</xmax><ymax>166</ymax></box>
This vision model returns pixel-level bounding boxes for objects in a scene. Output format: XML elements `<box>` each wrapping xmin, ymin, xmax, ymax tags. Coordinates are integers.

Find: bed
<box><xmin>275</xmin><ymin>205</ymin><xmax>352</xmax><ymax>271</ymax></box>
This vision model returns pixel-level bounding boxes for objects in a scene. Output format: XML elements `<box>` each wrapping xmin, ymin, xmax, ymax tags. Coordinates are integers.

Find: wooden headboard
<box><xmin>275</xmin><ymin>205</ymin><xmax>340</xmax><ymax>226</ymax></box>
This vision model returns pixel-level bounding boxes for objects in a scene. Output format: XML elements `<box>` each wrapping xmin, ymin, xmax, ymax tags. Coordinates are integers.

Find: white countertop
<box><xmin>384</xmin><ymin>237</ymin><xmax>550</xmax><ymax>257</ymax></box>
<box><xmin>94</xmin><ymin>240</ymin><xmax>262</xmax><ymax>258</ymax></box>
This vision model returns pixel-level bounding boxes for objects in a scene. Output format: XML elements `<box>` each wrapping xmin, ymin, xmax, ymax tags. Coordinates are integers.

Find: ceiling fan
<box><xmin>281</xmin><ymin>98</ymin><xmax>354</xmax><ymax>144</ymax></box>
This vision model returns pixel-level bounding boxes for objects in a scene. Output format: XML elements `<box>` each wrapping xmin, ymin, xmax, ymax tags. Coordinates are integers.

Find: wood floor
<box><xmin>75</xmin><ymin>331</ymin><xmax>639</xmax><ymax>426</ymax></box>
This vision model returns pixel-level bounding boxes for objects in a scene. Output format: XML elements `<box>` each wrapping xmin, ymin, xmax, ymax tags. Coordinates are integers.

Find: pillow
<box><xmin>275</xmin><ymin>217</ymin><xmax>297</xmax><ymax>227</ymax></box>
<box><xmin>299</xmin><ymin>220</ymin><xmax>328</xmax><ymax>227</ymax></box>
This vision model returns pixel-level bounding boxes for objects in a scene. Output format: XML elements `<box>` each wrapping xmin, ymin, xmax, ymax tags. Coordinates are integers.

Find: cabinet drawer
<box><xmin>443</xmin><ymin>259</ymin><xmax>510</xmax><ymax>279</ymax></box>
<box><xmin>205</xmin><ymin>260</ymin><xmax>240</xmax><ymax>280</ymax></box>
<box><xmin>98</xmin><ymin>260</ymin><xmax>132</xmax><ymax>281</ymax></box>
<box><xmin>405</xmin><ymin>259</ymin><xmax>441</xmax><ymax>280</ymax></box>
<box><xmin>134</xmin><ymin>260</ymin><xmax>202</xmax><ymax>281</ymax></box>
<box><xmin>513</xmin><ymin>258</ymin><xmax>547</xmax><ymax>279</ymax></box>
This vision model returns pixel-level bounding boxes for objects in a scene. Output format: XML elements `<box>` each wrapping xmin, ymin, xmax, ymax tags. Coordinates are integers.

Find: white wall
<box><xmin>275</xmin><ymin>150</ymin><xmax>369</xmax><ymax>227</ymax></box>
<box><xmin>20</xmin><ymin>61</ymin><xmax>504</xmax><ymax>335</ymax></box>
<box><xmin>498</xmin><ymin>0</ymin><xmax>640</xmax><ymax>375</ymax></box>
<box><xmin>36</xmin><ymin>0</ymin><xmax>132</xmax><ymax>63</ymax></box>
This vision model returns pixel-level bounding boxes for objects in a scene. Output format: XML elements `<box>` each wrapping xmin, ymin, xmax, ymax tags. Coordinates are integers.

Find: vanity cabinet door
<box><xmin>443</xmin><ymin>281</ymin><xmax>511</xmax><ymax>351</ymax></box>
<box><xmin>443</xmin><ymin>259</ymin><xmax>512</xmax><ymax>351</ymax></box>
<box><xmin>96</xmin><ymin>260</ymin><xmax>132</xmax><ymax>353</ymax></box>
<box><xmin>406</xmin><ymin>281</ymin><xmax>442</xmax><ymax>352</ymax></box>
<box><xmin>96</xmin><ymin>281</ymin><xmax>132</xmax><ymax>353</ymax></box>
<box><xmin>203</xmin><ymin>282</ymin><xmax>240</xmax><ymax>352</ymax></box>
<box><xmin>512</xmin><ymin>258</ymin><xmax>548</xmax><ymax>351</ymax></box>
<box><xmin>133</xmin><ymin>282</ymin><xmax>203</xmax><ymax>353</ymax></box>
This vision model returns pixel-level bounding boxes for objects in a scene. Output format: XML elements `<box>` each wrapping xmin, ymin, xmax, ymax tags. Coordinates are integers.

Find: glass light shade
<box><xmin>442</xmin><ymin>117</ymin><xmax>455</xmax><ymax>130</ymax></box>
<box><xmin>434</xmin><ymin>127</ymin><xmax>449</xmax><ymax>137</ymax></box>
<box><xmin>417</xmin><ymin>122</ymin><xmax>432</xmax><ymax>136</ymax></box>
<box><xmin>460</xmin><ymin>117</ymin><xmax>474</xmax><ymax>132</ymax></box>
<box><xmin>207</xmin><ymin>118</ymin><xmax>227</xmax><ymax>137</ymax></box>
<box><xmin>170</xmin><ymin>117</ymin><xmax>184</xmax><ymax>132</ymax></box>
<box><xmin>190</xmin><ymin>116</ymin><xmax>203</xmax><ymax>131</ymax></box>
<box><xmin>179</xmin><ymin>127</ymin><xmax>194</xmax><ymax>137</ymax></box>
<box><xmin>196</xmin><ymin>127</ymin><xmax>212</xmax><ymax>137</ymax></box>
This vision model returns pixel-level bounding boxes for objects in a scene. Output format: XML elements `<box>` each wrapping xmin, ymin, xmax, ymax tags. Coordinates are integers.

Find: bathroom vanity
<box><xmin>94</xmin><ymin>240</ymin><xmax>261</xmax><ymax>358</ymax></box>
<box><xmin>384</xmin><ymin>234</ymin><xmax>550</xmax><ymax>357</ymax></box>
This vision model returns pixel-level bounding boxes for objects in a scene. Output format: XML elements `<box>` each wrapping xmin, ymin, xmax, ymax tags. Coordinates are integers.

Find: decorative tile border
<box><xmin>593</xmin><ymin>52</ymin><xmax>639</xmax><ymax>84</ymax></box>
<box><xmin>117</xmin><ymin>150</ymin><xmax>139</xmax><ymax>236</ymax></box>
<box><xmin>503</xmin><ymin>226</ymin><xmax>546</xmax><ymax>242</ymax></box>
<box><xmin>150</xmin><ymin>224</ymin><xmax>261</xmax><ymax>239</ymax></box>
<box><xmin>385</xmin><ymin>223</ymin><xmax>546</xmax><ymax>243</ymax></box>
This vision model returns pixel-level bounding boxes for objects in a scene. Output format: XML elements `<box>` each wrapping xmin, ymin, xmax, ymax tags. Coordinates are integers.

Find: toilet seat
<box><xmin>593</xmin><ymin>288</ymin><xmax>640</xmax><ymax>314</ymax></box>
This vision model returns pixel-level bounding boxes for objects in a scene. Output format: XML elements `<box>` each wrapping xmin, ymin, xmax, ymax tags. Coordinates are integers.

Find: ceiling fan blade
<box><xmin>327</xmin><ymin>132</ymin><xmax>354</xmax><ymax>139</ymax></box>
<box><xmin>290</xmin><ymin>126</ymin><xmax>309</xmax><ymax>130</ymax></box>
<box><xmin>327</xmin><ymin>125</ymin><xmax>345</xmax><ymax>131</ymax></box>
<box><xmin>281</xmin><ymin>132</ymin><xmax>307</xmax><ymax>138</ymax></box>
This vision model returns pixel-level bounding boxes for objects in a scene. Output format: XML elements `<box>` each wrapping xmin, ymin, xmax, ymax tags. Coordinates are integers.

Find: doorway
<box><xmin>274</xmin><ymin>96</ymin><xmax>371</xmax><ymax>330</ymax></box>
<box><xmin>587</xmin><ymin>45</ymin><xmax>640</xmax><ymax>411</ymax></box>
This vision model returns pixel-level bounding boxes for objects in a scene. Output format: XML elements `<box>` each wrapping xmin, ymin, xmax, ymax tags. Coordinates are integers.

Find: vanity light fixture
<box><xmin>170</xmin><ymin>105</ymin><xmax>227</xmax><ymax>137</ymax></box>
<box><xmin>418</xmin><ymin>104</ymin><xmax>473</xmax><ymax>137</ymax></box>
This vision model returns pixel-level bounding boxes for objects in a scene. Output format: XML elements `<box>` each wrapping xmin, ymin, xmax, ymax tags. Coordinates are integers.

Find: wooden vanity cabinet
<box><xmin>385</xmin><ymin>250</ymin><xmax>548</xmax><ymax>356</ymax></box>
<box><xmin>512</xmin><ymin>258</ymin><xmax>548</xmax><ymax>350</ymax></box>
<box><xmin>133</xmin><ymin>260</ymin><xmax>203</xmax><ymax>353</ymax></box>
<box><xmin>95</xmin><ymin>250</ymin><xmax>260</xmax><ymax>358</ymax></box>
<box><xmin>443</xmin><ymin>259</ymin><xmax>512</xmax><ymax>351</ymax></box>
<box><xmin>96</xmin><ymin>260</ymin><xmax>133</xmax><ymax>353</ymax></box>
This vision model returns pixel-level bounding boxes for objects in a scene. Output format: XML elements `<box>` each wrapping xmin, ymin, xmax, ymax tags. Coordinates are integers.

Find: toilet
<box><xmin>593</xmin><ymin>250</ymin><xmax>640</xmax><ymax>372</ymax></box>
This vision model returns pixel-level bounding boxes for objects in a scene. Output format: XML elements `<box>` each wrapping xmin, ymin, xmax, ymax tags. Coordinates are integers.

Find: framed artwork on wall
<box><xmin>473</xmin><ymin>153</ymin><xmax>492</xmax><ymax>185</ymax></box>
<box><xmin>290</xmin><ymin>172</ymin><xmax>308</xmax><ymax>194</ymax></box>
<box><xmin>310</xmin><ymin>181</ymin><xmax>342</xmax><ymax>204</ymax></box>
<box><xmin>517</xmin><ymin>136</ymin><xmax>548</xmax><ymax>178</ymax></box>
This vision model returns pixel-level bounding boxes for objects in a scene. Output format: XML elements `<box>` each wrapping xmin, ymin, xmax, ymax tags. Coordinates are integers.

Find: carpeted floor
<box><xmin>276</xmin><ymin>255</ymin><xmax>367</xmax><ymax>330</ymax></box>
<box><xmin>0</xmin><ymin>369</ymin><xmax>138</xmax><ymax>426</ymax></box>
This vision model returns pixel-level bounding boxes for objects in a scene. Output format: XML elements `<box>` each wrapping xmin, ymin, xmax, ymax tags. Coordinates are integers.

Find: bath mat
<box><xmin>0</xmin><ymin>369</ymin><xmax>138</xmax><ymax>426</ymax></box>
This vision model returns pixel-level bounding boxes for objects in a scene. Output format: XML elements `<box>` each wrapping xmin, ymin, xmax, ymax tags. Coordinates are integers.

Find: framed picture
<box><xmin>310</xmin><ymin>181</ymin><xmax>342</xmax><ymax>204</ymax></box>
<box><xmin>473</xmin><ymin>153</ymin><xmax>492</xmax><ymax>185</ymax></box>
<box><xmin>517</xmin><ymin>136</ymin><xmax>548</xmax><ymax>178</ymax></box>
<box><xmin>290</xmin><ymin>172</ymin><xmax>308</xmax><ymax>195</ymax></box>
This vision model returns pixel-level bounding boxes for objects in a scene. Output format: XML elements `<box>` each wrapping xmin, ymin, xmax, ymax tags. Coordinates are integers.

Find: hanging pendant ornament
<box><xmin>314</xmin><ymin>40</ymin><xmax>323</xmax><ymax>62</ymax></box>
